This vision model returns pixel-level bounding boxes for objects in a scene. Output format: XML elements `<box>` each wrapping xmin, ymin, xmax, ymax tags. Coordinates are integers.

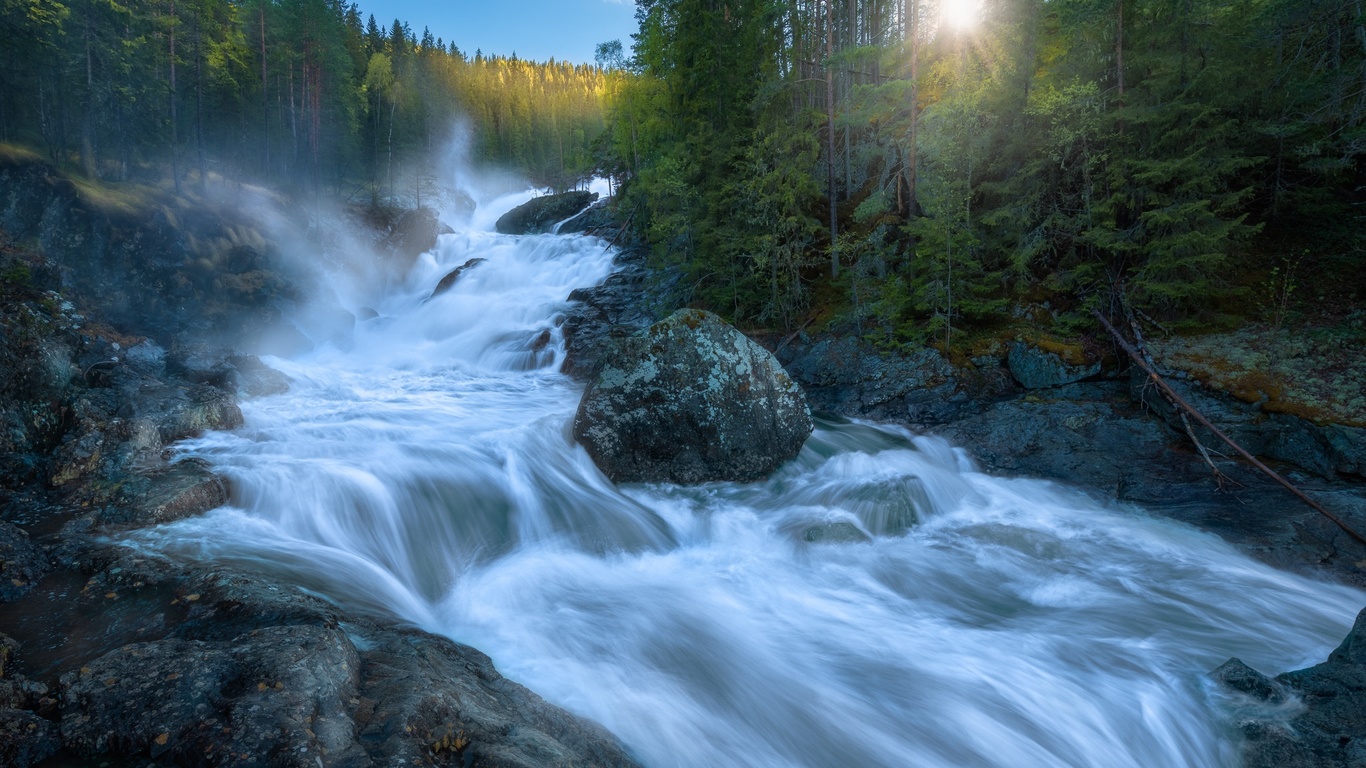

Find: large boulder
<box><xmin>573</xmin><ymin>309</ymin><xmax>813</xmax><ymax>483</ymax></box>
<box><xmin>495</xmin><ymin>191</ymin><xmax>598</xmax><ymax>235</ymax></box>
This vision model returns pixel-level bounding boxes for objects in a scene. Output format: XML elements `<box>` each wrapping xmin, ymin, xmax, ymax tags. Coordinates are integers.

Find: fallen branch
<box><xmin>774</xmin><ymin>316</ymin><xmax>816</xmax><ymax>355</ymax></box>
<box><xmin>602</xmin><ymin>207</ymin><xmax>637</xmax><ymax>252</ymax></box>
<box><xmin>1180</xmin><ymin>412</ymin><xmax>1241</xmax><ymax>490</ymax></box>
<box><xmin>1094</xmin><ymin>310</ymin><xmax>1366</xmax><ymax>547</ymax></box>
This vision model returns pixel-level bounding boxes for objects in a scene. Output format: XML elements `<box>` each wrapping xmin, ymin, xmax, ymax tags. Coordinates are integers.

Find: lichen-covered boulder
<box><xmin>573</xmin><ymin>309</ymin><xmax>812</xmax><ymax>483</ymax></box>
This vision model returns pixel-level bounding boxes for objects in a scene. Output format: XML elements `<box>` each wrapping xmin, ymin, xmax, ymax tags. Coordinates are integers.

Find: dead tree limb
<box><xmin>1094</xmin><ymin>310</ymin><xmax>1366</xmax><ymax>547</ymax></box>
<box><xmin>602</xmin><ymin>207</ymin><xmax>637</xmax><ymax>252</ymax></box>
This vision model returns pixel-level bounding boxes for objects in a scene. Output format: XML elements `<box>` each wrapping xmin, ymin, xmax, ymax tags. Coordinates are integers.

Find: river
<box><xmin>131</xmin><ymin>191</ymin><xmax>1365</xmax><ymax>768</ymax></box>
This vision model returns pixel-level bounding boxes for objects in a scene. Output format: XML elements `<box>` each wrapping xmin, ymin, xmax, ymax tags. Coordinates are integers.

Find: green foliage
<box><xmin>602</xmin><ymin>0</ymin><xmax>1366</xmax><ymax>344</ymax></box>
<box><xmin>0</xmin><ymin>0</ymin><xmax>615</xmax><ymax>193</ymax></box>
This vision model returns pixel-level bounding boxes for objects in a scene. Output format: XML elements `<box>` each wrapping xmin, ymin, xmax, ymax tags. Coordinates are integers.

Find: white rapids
<box><xmin>133</xmin><ymin>193</ymin><xmax>1364</xmax><ymax>768</ymax></box>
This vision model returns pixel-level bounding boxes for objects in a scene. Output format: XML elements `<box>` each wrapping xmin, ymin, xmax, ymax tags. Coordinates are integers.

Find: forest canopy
<box><xmin>597</xmin><ymin>0</ymin><xmax>1366</xmax><ymax>341</ymax></box>
<box><xmin>2</xmin><ymin>0</ymin><xmax>1363</xmax><ymax>345</ymax></box>
<box><xmin>0</xmin><ymin>0</ymin><xmax>616</xmax><ymax>194</ymax></box>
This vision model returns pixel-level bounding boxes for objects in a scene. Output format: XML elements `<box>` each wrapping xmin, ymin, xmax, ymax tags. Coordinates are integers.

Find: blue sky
<box><xmin>354</xmin><ymin>0</ymin><xmax>639</xmax><ymax>65</ymax></box>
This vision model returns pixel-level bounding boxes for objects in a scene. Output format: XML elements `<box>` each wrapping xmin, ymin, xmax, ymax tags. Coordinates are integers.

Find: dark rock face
<box><xmin>573</xmin><ymin>309</ymin><xmax>813</xmax><ymax>483</ymax></box>
<box><xmin>495</xmin><ymin>191</ymin><xmax>598</xmax><ymax>235</ymax></box>
<box><xmin>354</xmin><ymin>626</ymin><xmax>639</xmax><ymax>768</ymax></box>
<box><xmin>1214</xmin><ymin>609</ymin><xmax>1366</xmax><ymax>768</ymax></box>
<box><xmin>1007</xmin><ymin>341</ymin><xmax>1101</xmax><ymax>389</ymax></box>
<box><xmin>559</xmin><ymin>245</ymin><xmax>664</xmax><ymax>379</ymax></box>
<box><xmin>779</xmin><ymin>335</ymin><xmax>965</xmax><ymax>421</ymax></box>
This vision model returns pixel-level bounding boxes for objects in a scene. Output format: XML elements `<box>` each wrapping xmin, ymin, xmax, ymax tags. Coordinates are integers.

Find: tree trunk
<box><xmin>169</xmin><ymin>0</ymin><xmax>180</xmax><ymax>193</ymax></box>
<box><xmin>82</xmin><ymin>11</ymin><xmax>96</xmax><ymax>179</ymax></box>
<box><xmin>825</xmin><ymin>0</ymin><xmax>839</xmax><ymax>277</ymax></box>
<box><xmin>260</xmin><ymin>4</ymin><xmax>269</xmax><ymax>175</ymax></box>
<box><xmin>905</xmin><ymin>0</ymin><xmax>919</xmax><ymax>217</ymax></box>
<box><xmin>195</xmin><ymin>4</ymin><xmax>205</xmax><ymax>190</ymax></box>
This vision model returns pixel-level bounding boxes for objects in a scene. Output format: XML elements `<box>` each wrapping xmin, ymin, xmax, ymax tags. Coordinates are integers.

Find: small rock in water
<box><xmin>425</xmin><ymin>257</ymin><xmax>487</xmax><ymax>303</ymax></box>
<box><xmin>573</xmin><ymin>309</ymin><xmax>813</xmax><ymax>484</ymax></box>
<box><xmin>803</xmin><ymin>522</ymin><xmax>872</xmax><ymax>544</ymax></box>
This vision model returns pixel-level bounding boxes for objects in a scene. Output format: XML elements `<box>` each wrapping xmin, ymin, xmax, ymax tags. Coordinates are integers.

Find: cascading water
<box><xmin>132</xmin><ymin>192</ymin><xmax>1365</xmax><ymax>768</ymax></box>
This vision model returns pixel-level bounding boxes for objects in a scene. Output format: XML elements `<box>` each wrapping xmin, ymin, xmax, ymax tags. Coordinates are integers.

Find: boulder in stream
<box><xmin>573</xmin><ymin>309</ymin><xmax>813</xmax><ymax>483</ymax></box>
<box><xmin>1213</xmin><ymin>607</ymin><xmax>1366</xmax><ymax>768</ymax></box>
<box><xmin>495</xmin><ymin>191</ymin><xmax>598</xmax><ymax>235</ymax></box>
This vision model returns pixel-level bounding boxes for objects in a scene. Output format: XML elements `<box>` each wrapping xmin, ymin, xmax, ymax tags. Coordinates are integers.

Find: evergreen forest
<box><xmin>600</xmin><ymin>0</ymin><xmax>1366</xmax><ymax>345</ymax></box>
<box><xmin>0</xmin><ymin>0</ymin><xmax>615</xmax><ymax>195</ymax></box>
<box><xmin>3</xmin><ymin>0</ymin><xmax>1364</xmax><ymax>345</ymax></box>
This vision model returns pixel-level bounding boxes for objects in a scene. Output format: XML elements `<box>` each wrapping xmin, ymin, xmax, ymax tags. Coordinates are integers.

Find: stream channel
<box><xmin>129</xmin><ymin>191</ymin><xmax>1365</xmax><ymax>768</ymax></box>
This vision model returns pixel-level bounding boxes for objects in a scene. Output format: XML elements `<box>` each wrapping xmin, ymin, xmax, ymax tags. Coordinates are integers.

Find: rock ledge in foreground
<box><xmin>573</xmin><ymin>309</ymin><xmax>812</xmax><ymax>484</ymax></box>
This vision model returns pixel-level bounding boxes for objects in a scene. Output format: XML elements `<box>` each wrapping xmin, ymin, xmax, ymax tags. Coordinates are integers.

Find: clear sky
<box><xmin>354</xmin><ymin>0</ymin><xmax>639</xmax><ymax>65</ymax></box>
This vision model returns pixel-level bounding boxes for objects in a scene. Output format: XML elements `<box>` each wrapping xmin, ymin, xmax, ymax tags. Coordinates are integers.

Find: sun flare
<box><xmin>944</xmin><ymin>0</ymin><xmax>980</xmax><ymax>31</ymax></box>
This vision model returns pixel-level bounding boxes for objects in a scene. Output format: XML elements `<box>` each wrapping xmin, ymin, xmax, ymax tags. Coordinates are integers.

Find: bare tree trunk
<box><xmin>195</xmin><ymin>4</ymin><xmax>205</xmax><ymax>190</ymax></box>
<box><xmin>905</xmin><ymin>0</ymin><xmax>919</xmax><ymax>217</ymax></box>
<box><xmin>260</xmin><ymin>5</ymin><xmax>269</xmax><ymax>175</ymax></box>
<box><xmin>82</xmin><ymin>11</ymin><xmax>96</xmax><ymax>178</ymax></box>
<box><xmin>169</xmin><ymin>0</ymin><xmax>180</xmax><ymax>193</ymax></box>
<box><xmin>825</xmin><ymin>0</ymin><xmax>839</xmax><ymax>277</ymax></box>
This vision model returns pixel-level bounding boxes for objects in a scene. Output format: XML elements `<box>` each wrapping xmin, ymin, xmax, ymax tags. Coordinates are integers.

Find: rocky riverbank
<box><xmin>559</xmin><ymin>199</ymin><xmax>1366</xmax><ymax>767</ymax></box>
<box><xmin>0</xmin><ymin>159</ymin><xmax>639</xmax><ymax>767</ymax></box>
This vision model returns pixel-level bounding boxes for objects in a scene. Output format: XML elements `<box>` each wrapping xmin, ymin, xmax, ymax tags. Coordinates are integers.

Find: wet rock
<box><xmin>935</xmin><ymin>385</ymin><xmax>1173</xmax><ymax>495</ymax></box>
<box><xmin>0</xmin><ymin>522</ymin><xmax>47</xmax><ymax>602</ymax></box>
<box><xmin>384</xmin><ymin>206</ymin><xmax>454</xmax><ymax>267</ymax></box>
<box><xmin>0</xmin><ymin>708</ymin><xmax>60</xmax><ymax>768</ymax></box>
<box><xmin>496</xmin><ymin>191</ymin><xmax>598</xmax><ymax>235</ymax></box>
<box><xmin>61</xmin><ymin>624</ymin><xmax>369</xmax><ymax>766</ymax></box>
<box><xmin>560</xmin><ymin>247</ymin><xmax>661</xmax><ymax>379</ymax></box>
<box><xmin>226</xmin><ymin>354</ymin><xmax>291</xmax><ymax>397</ymax></box>
<box><xmin>121</xmin><ymin>339</ymin><xmax>166</xmax><ymax>376</ymax></box>
<box><xmin>574</xmin><ymin>309</ymin><xmax>812</xmax><ymax>483</ymax></box>
<box><xmin>354</xmin><ymin>625</ymin><xmax>641</xmax><ymax>768</ymax></box>
<box><xmin>802</xmin><ymin>522</ymin><xmax>871</xmax><ymax>544</ymax></box>
<box><xmin>779</xmin><ymin>335</ymin><xmax>959</xmax><ymax>420</ymax></box>
<box><xmin>152</xmin><ymin>383</ymin><xmax>244</xmax><ymax>442</ymax></box>
<box><xmin>1211</xmin><ymin>658</ymin><xmax>1288</xmax><ymax>705</ymax></box>
<box><xmin>425</xmin><ymin>257</ymin><xmax>487</xmax><ymax>302</ymax></box>
<box><xmin>1008</xmin><ymin>341</ymin><xmax>1101</xmax><ymax>389</ymax></box>
<box><xmin>0</xmin><ymin>634</ymin><xmax>16</xmax><ymax>682</ymax></box>
<box><xmin>101</xmin><ymin>459</ymin><xmax>227</xmax><ymax>527</ymax></box>
<box><xmin>1214</xmin><ymin>608</ymin><xmax>1366</xmax><ymax>768</ymax></box>
<box><xmin>34</xmin><ymin>551</ymin><xmax>640</xmax><ymax>768</ymax></box>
